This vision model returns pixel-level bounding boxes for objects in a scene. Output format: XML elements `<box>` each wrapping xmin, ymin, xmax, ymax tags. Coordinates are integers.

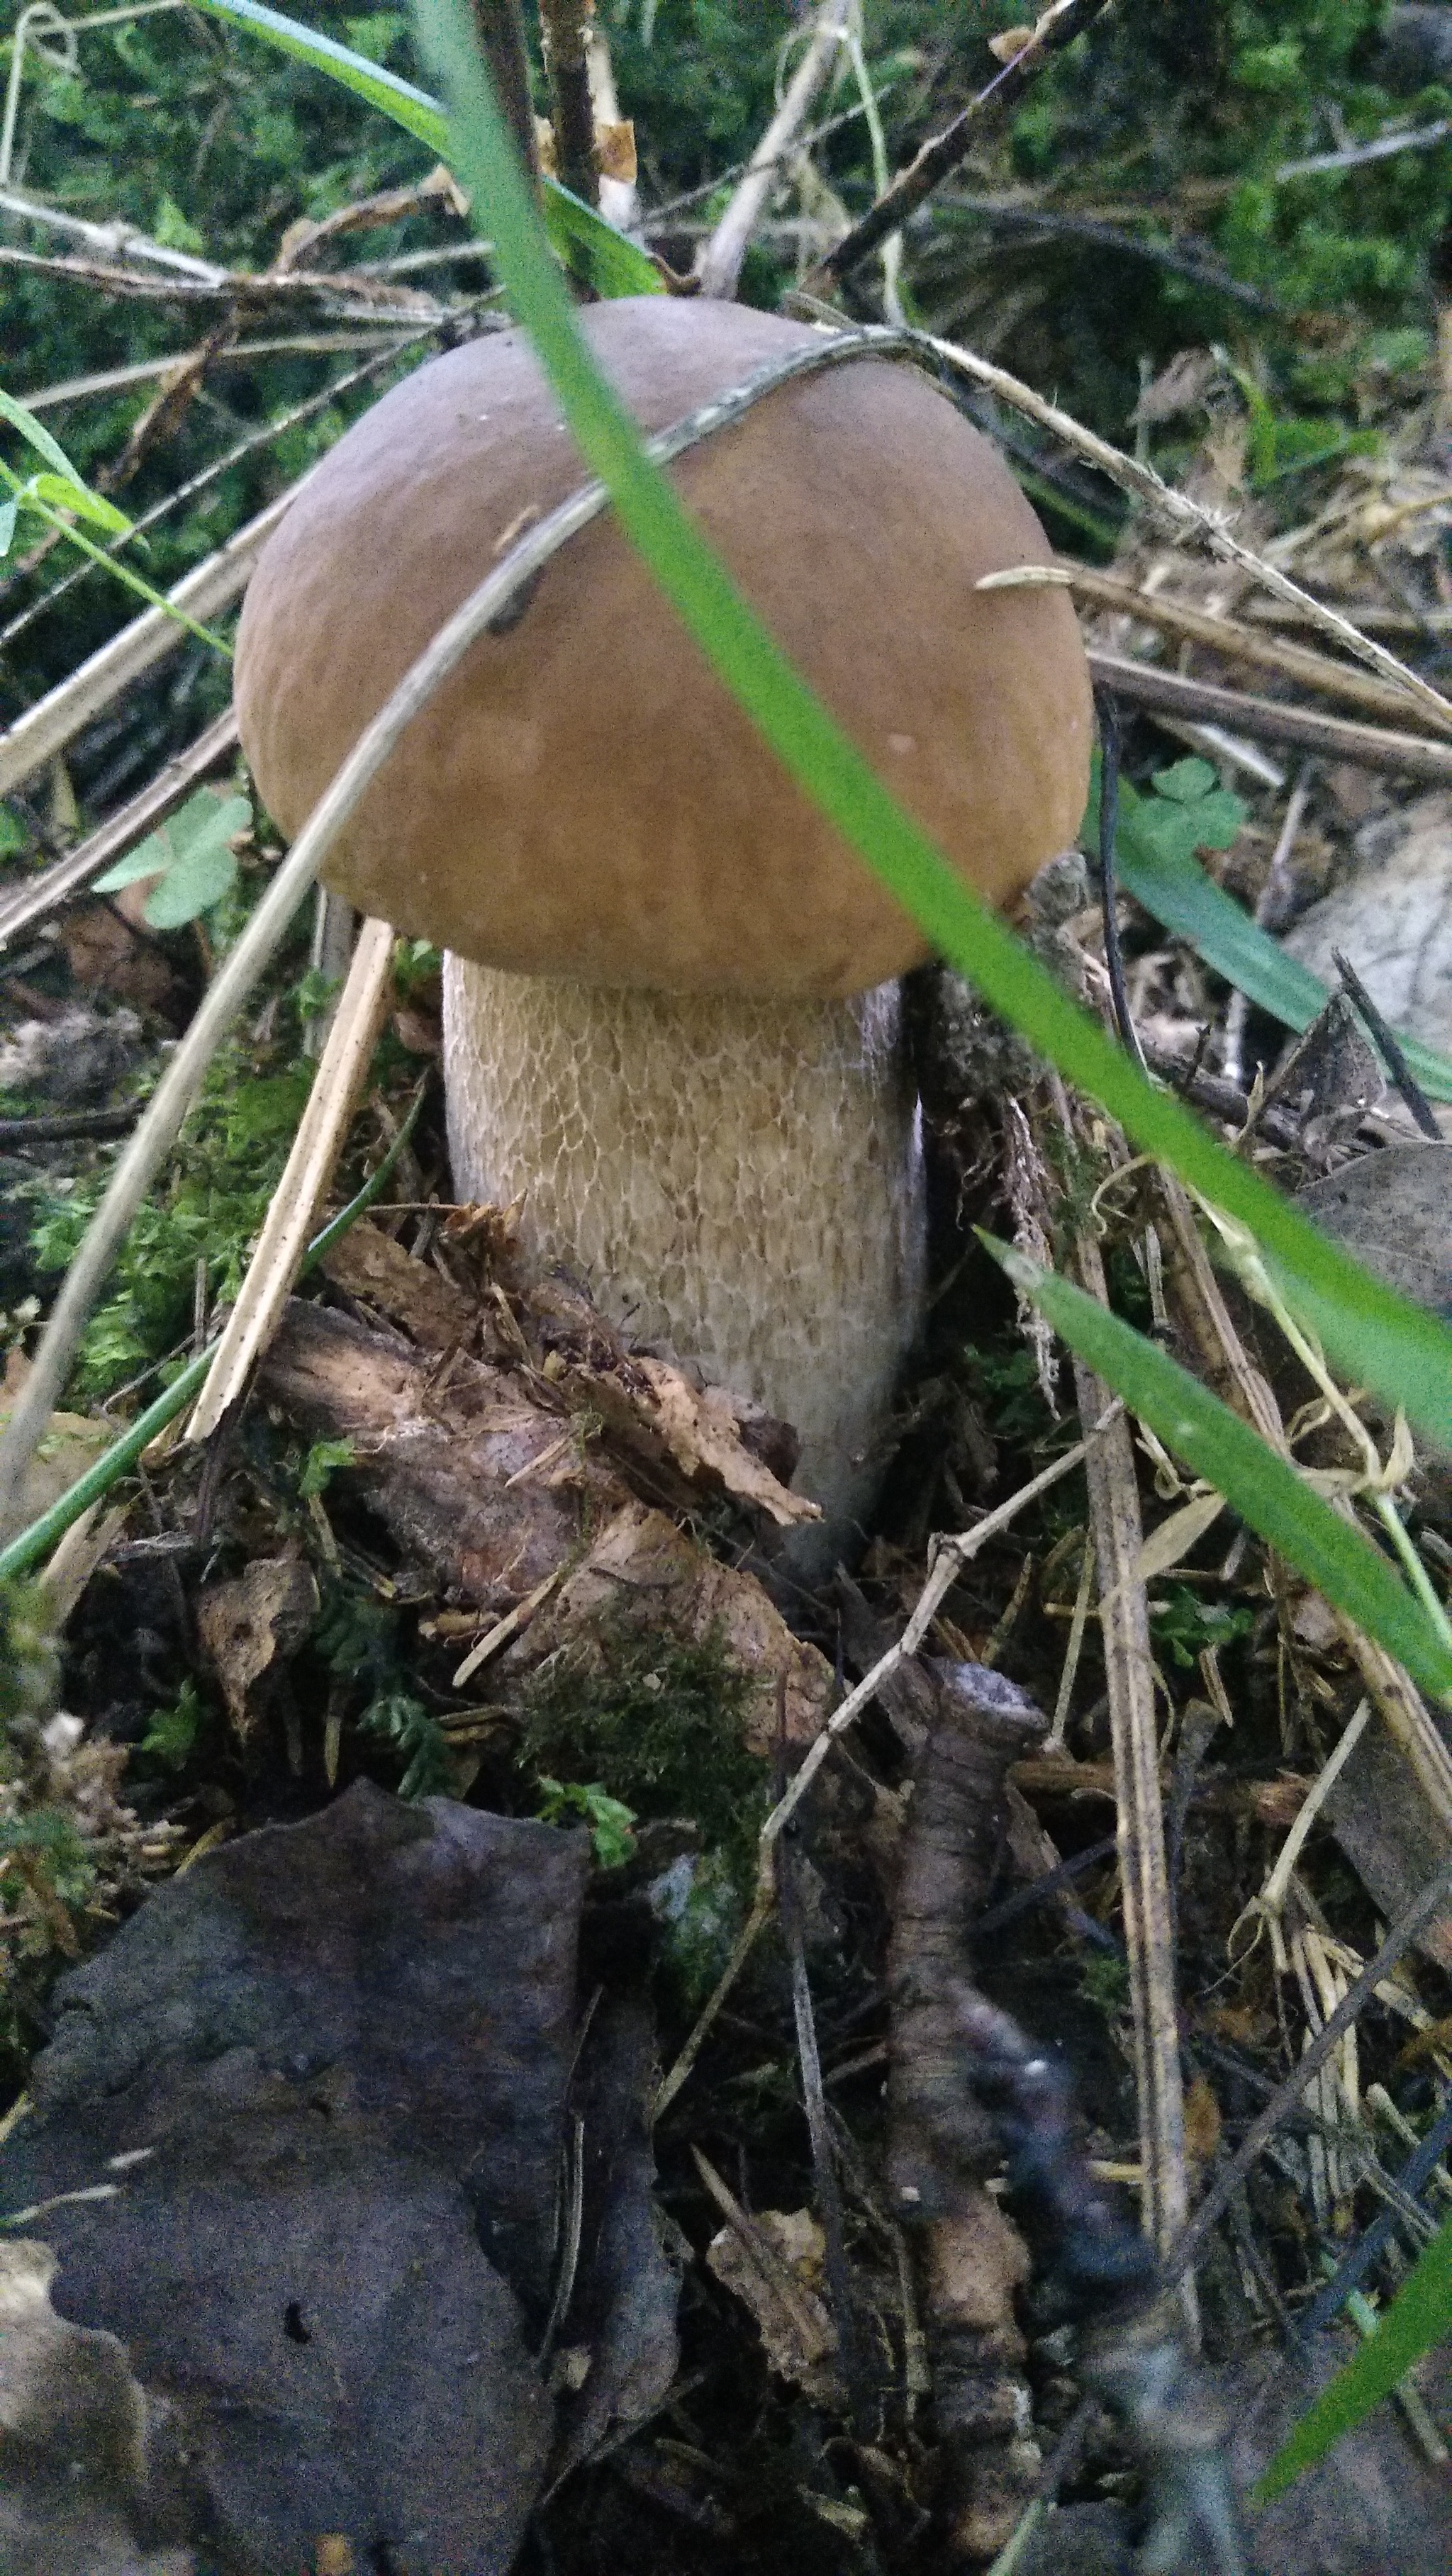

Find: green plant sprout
<box><xmin>93</xmin><ymin>789</ymin><xmax>252</xmax><ymax>931</ymax></box>
<box><xmin>534</xmin><ymin>1776</ymin><xmax>637</xmax><ymax>1868</ymax></box>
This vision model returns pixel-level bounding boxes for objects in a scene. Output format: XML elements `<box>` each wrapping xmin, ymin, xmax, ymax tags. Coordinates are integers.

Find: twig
<box><xmin>469</xmin><ymin>0</ymin><xmax>540</xmax><ymax>179</ymax></box>
<box><xmin>803</xmin><ymin>0</ymin><xmax>1115</xmax><ymax>293</ymax></box>
<box><xmin>186</xmin><ymin>918</ymin><xmax>397</xmax><ymax>1441</ymax></box>
<box><xmin>0</xmin><ymin>242</ymin><xmax>449</xmax><ymax>324</ymax></box>
<box><xmin>1061</xmin><ymin>561</ymin><xmax>1452</xmax><ymax>737</ymax></box>
<box><xmin>1093</xmin><ymin>690</ymin><xmax>1146</xmax><ymax>1073</ymax></box>
<box><xmin>697</xmin><ymin>0</ymin><xmax>851</xmax><ymax>301</ymax></box>
<box><xmin>1333</xmin><ymin>948</ymin><xmax>1442</xmax><ymax>1141</ymax></box>
<box><xmin>0</xmin><ymin>1106</ymin><xmax>138</xmax><ymax>1146</ymax></box>
<box><xmin>777</xmin><ymin>1822</ymin><xmax>869</xmax><ymax>2429</ymax></box>
<box><xmin>1083</xmin><ymin>648</ymin><xmax>1452</xmax><ymax>783</ymax></box>
<box><xmin>1168</xmin><ymin>1852</ymin><xmax>1452</xmax><ymax>2281</ymax></box>
<box><xmin>540</xmin><ymin>0</ymin><xmax>598</xmax><ymax>206</ymax></box>
<box><xmin>0</xmin><ymin>708</ymin><xmax>240</xmax><ymax>955</ymax></box>
<box><xmin>754</xmin><ymin>1431</ymin><xmax>1110</xmax><ymax>1870</ymax></box>
<box><xmin>1305</xmin><ymin>2081</ymin><xmax>1452</xmax><ymax>2333</ymax></box>
<box><xmin>2</xmin><ymin>334</ymin><xmax>437</xmax><ymax>654</ymax></box>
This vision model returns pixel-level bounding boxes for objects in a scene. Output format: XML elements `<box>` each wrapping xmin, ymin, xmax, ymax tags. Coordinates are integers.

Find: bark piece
<box><xmin>320</xmin><ymin>1216</ymin><xmax>476</xmax><ymax>1350</ymax></box>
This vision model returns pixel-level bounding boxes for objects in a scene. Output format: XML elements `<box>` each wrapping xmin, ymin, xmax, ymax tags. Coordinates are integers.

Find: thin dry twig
<box><xmin>185</xmin><ymin>917</ymin><xmax>396</xmax><ymax>1442</ymax></box>
<box><xmin>1056</xmin><ymin>1095</ymin><xmax>1188</xmax><ymax>2272</ymax></box>
<box><xmin>0</xmin><ymin>492</ymin><xmax>294</xmax><ymax>800</ymax></box>
<box><xmin>697</xmin><ymin>0</ymin><xmax>851</xmax><ymax>301</ymax></box>
<box><xmin>803</xmin><ymin>0</ymin><xmax>1115</xmax><ymax>293</ymax></box>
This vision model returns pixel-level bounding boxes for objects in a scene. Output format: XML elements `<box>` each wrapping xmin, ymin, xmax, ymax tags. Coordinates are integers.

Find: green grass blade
<box><xmin>188</xmin><ymin>0</ymin><xmax>661</xmax><ymax>296</ymax></box>
<box><xmin>404</xmin><ymin>0</ymin><xmax>1452</xmax><ymax>1468</ymax></box>
<box><xmin>1253</xmin><ymin>2210</ymin><xmax>1452</xmax><ymax>2500</ymax></box>
<box><xmin>0</xmin><ymin>386</ymin><xmax>118</xmax><ymax>494</ymax></box>
<box><xmin>983</xmin><ymin>1235</ymin><xmax>1452</xmax><ymax>1703</ymax></box>
<box><xmin>1110</xmin><ymin>775</ymin><xmax>1452</xmax><ymax>1105</ymax></box>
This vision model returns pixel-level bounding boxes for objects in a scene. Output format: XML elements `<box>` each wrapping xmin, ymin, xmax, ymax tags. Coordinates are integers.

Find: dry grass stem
<box><xmin>185</xmin><ymin>917</ymin><xmax>396</xmax><ymax>1443</ymax></box>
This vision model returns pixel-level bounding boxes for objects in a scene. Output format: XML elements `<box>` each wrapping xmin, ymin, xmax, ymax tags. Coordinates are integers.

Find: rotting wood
<box><xmin>886</xmin><ymin>1661</ymin><xmax>1046</xmax><ymax>2564</ymax></box>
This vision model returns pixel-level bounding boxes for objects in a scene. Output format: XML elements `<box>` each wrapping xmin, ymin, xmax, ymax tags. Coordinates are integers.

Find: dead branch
<box><xmin>888</xmin><ymin>1662</ymin><xmax>1047</xmax><ymax>2562</ymax></box>
<box><xmin>540</xmin><ymin>0</ymin><xmax>599</xmax><ymax>206</ymax></box>
<box><xmin>0</xmin><ymin>710</ymin><xmax>238</xmax><ymax>957</ymax></box>
<box><xmin>802</xmin><ymin>0</ymin><xmax>1116</xmax><ymax>295</ymax></box>
<box><xmin>1087</xmin><ymin>646</ymin><xmax>1452</xmax><ymax>782</ymax></box>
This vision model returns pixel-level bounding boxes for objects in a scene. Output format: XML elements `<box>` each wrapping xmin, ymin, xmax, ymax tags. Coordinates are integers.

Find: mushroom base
<box><xmin>442</xmin><ymin>962</ymin><xmax>927</xmax><ymax>1562</ymax></box>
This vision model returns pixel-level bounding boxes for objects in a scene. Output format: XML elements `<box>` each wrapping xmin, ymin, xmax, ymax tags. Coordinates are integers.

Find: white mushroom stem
<box><xmin>443</xmin><ymin>960</ymin><xmax>927</xmax><ymax>1553</ymax></box>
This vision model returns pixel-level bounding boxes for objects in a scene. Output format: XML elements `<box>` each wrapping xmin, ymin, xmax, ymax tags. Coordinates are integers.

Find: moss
<box><xmin>520</xmin><ymin>1615</ymin><xmax>769</xmax><ymax>1876</ymax></box>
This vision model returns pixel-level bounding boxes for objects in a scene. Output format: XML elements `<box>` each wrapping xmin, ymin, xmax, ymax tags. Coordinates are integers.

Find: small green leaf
<box><xmin>0</xmin><ymin>803</ymin><xmax>24</xmax><ymax>856</ymax></box>
<box><xmin>983</xmin><ymin>1231</ymin><xmax>1452</xmax><ymax>1707</ymax></box>
<box><xmin>1095</xmin><ymin>760</ymin><xmax>1452</xmax><ymax>1104</ymax></box>
<box><xmin>143</xmin><ymin>840</ymin><xmax>238</xmax><ymax>928</ymax></box>
<box><xmin>1253</xmin><ymin>2210</ymin><xmax>1452</xmax><ymax>2499</ymax></box>
<box><xmin>94</xmin><ymin>830</ymin><xmax>172</xmax><ymax>893</ymax></box>
<box><xmin>20</xmin><ymin>469</ymin><xmax>134</xmax><ymax>540</ymax></box>
<box><xmin>1151</xmin><ymin>757</ymin><xmax>1219</xmax><ymax>805</ymax></box>
<box><xmin>299</xmin><ymin>1436</ymin><xmax>356</xmax><ymax>1499</ymax></box>
<box><xmin>0</xmin><ymin>385</ymin><xmax>96</xmax><ymax>486</ymax></box>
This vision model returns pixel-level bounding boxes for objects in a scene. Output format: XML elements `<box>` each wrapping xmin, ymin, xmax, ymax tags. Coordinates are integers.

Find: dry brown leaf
<box><xmin>633</xmin><ymin>1358</ymin><xmax>820</xmax><ymax>1527</ymax></box>
<box><xmin>593</xmin><ymin>118</ymin><xmax>637</xmax><ymax>183</ymax></box>
<box><xmin>196</xmin><ymin>1555</ymin><xmax>319</xmax><ymax>1737</ymax></box>
<box><xmin>0</xmin><ymin>1351</ymin><xmax>113</xmax><ymax>1540</ymax></box>
<box><xmin>705</xmin><ymin>2207</ymin><xmax>838</xmax><ymax>2398</ymax></box>
<box><xmin>1183</xmin><ymin>2073</ymin><xmax>1223</xmax><ymax>2170</ymax></box>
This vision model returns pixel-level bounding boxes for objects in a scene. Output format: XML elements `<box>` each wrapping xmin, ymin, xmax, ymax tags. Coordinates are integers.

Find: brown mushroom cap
<box><xmin>235</xmin><ymin>299</ymin><xmax>1092</xmax><ymax>997</ymax></box>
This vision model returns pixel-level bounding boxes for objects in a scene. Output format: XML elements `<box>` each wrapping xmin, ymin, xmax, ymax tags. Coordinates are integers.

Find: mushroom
<box><xmin>234</xmin><ymin>299</ymin><xmax>1091</xmax><ymax>1555</ymax></box>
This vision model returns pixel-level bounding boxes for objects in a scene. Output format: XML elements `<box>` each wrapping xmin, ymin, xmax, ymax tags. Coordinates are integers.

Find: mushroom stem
<box><xmin>443</xmin><ymin>960</ymin><xmax>927</xmax><ymax>1554</ymax></box>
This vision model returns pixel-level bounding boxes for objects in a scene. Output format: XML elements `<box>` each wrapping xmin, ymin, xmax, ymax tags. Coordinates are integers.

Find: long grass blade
<box><xmin>188</xmin><ymin>0</ymin><xmax>663</xmax><ymax>298</ymax></box>
<box><xmin>408</xmin><ymin>0</ymin><xmax>1452</xmax><ymax>1465</ymax></box>
<box><xmin>1253</xmin><ymin>2210</ymin><xmax>1452</xmax><ymax>2499</ymax></box>
<box><xmin>983</xmin><ymin>1235</ymin><xmax>1452</xmax><ymax>1704</ymax></box>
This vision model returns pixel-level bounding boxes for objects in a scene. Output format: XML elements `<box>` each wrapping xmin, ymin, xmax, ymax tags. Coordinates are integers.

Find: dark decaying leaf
<box><xmin>1295</xmin><ymin>1143</ymin><xmax>1452</xmax><ymax>1323</ymax></box>
<box><xmin>0</xmin><ymin>1781</ymin><xmax>677</xmax><ymax>2575</ymax></box>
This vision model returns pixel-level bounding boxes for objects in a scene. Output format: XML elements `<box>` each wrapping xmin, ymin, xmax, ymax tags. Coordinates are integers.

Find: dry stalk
<box><xmin>1171</xmin><ymin>1851</ymin><xmax>1452</xmax><ymax>2280</ymax></box>
<box><xmin>1069</xmin><ymin>1244</ymin><xmax>1189</xmax><ymax>2271</ymax></box>
<box><xmin>0</xmin><ymin>494</ymin><xmax>294</xmax><ymax>801</ymax></box>
<box><xmin>697</xmin><ymin>0</ymin><xmax>852</xmax><ymax>301</ymax></box>
<box><xmin>539</xmin><ymin>0</ymin><xmax>598</xmax><ymax>205</ymax></box>
<box><xmin>185</xmin><ymin>917</ymin><xmax>396</xmax><ymax>1443</ymax></box>
<box><xmin>1062</xmin><ymin>560</ymin><xmax>1452</xmax><ymax>737</ymax></box>
<box><xmin>652</xmin><ymin>1433</ymin><xmax>1112</xmax><ymax>2124</ymax></box>
<box><xmin>1085</xmin><ymin>646</ymin><xmax>1452</xmax><ymax>783</ymax></box>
